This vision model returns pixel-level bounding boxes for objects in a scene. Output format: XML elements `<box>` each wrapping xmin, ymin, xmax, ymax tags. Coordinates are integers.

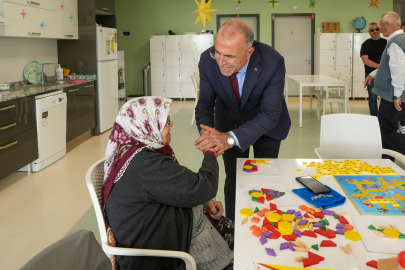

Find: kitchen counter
<box><xmin>0</xmin><ymin>79</ymin><xmax>97</xmax><ymax>103</ymax></box>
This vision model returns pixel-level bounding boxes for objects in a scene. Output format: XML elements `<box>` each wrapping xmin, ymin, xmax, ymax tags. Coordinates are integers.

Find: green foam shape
<box><xmin>272</xmin><ymin>195</ymin><xmax>277</xmax><ymax>199</ymax></box>
<box><xmin>270</xmin><ymin>222</ymin><xmax>276</xmax><ymax>226</ymax></box>
<box><xmin>311</xmin><ymin>244</ymin><xmax>319</xmax><ymax>251</ymax></box>
<box><xmin>377</xmin><ymin>229</ymin><xmax>384</xmax><ymax>232</ymax></box>
<box><xmin>320</xmin><ymin>219</ymin><xmax>329</xmax><ymax>225</ymax></box>
<box><xmin>254</xmin><ymin>207</ymin><xmax>259</xmax><ymax>213</ymax></box>
<box><xmin>280</xmin><ymin>192</ymin><xmax>285</xmax><ymax>196</ymax></box>
<box><xmin>334</xmin><ymin>214</ymin><xmax>340</xmax><ymax>219</ymax></box>
<box><xmin>399</xmin><ymin>233</ymin><xmax>405</xmax><ymax>239</ymax></box>
<box><xmin>368</xmin><ymin>225</ymin><xmax>376</xmax><ymax>230</ymax></box>
<box><xmin>320</xmin><ymin>224</ymin><xmax>327</xmax><ymax>230</ymax></box>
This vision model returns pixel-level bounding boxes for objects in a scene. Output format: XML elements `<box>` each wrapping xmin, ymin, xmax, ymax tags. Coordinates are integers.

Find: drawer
<box><xmin>0</xmin><ymin>128</ymin><xmax>38</xmax><ymax>180</ymax></box>
<box><xmin>0</xmin><ymin>113</ymin><xmax>36</xmax><ymax>142</ymax></box>
<box><xmin>4</xmin><ymin>0</ymin><xmax>56</xmax><ymax>11</ymax></box>
<box><xmin>0</xmin><ymin>100</ymin><xmax>17</xmax><ymax>122</ymax></box>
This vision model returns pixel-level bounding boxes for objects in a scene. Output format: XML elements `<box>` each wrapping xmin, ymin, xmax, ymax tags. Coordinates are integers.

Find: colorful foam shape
<box><xmin>288</xmin><ymin>241</ymin><xmax>296</xmax><ymax>252</ymax></box>
<box><xmin>338</xmin><ymin>216</ymin><xmax>349</xmax><ymax>224</ymax></box>
<box><xmin>335</xmin><ymin>229</ymin><xmax>346</xmax><ymax>235</ymax></box>
<box><xmin>251</xmin><ymin>217</ymin><xmax>260</xmax><ymax>223</ymax></box>
<box><xmin>282</xmin><ymin>234</ymin><xmax>297</xmax><ymax>241</ymax></box>
<box><xmin>269</xmin><ymin>230</ymin><xmax>281</xmax><ymax>239</ymax></box>
<box><xmin>281</xmin><ymin>214</ymin><xmax>295</xmax><ymax>222</ymax></box>
<box><xmin>366</xmin><ymin>260</ymin><xmax>378</xmax><ymax>269</ymax></box>
<box><xmin>265</xmin><ymin>247</ymin><xmax>276</xmax><ymax>257</ymax></box>
<box><xmin>301</xmin><ymin>230</ymin><xmax>317</xmax><ymax>238</ymax></box>
<box><xmin>320</xmin><ymin>240</ymin><xmax>336</xmax><ymax>247</ymax></box>
<box><xmin>383</xmin><ymin>228</ymin><xmax>400</xmax><ymax>238</ymax></box>
<box><xmin>344</xmin><ymin>230</ymin><xmax>362</xmax><ymax>242</ymax></box>
<box><xmin>294</xmin><ymin>229</ymin><xmax>302</xmax><ymax>238</ymax></box>
<box><xmin>308</xmin><ymin>251</ymin><xmax>325</xmax><ymax>261</ymax></box>
<box><xmin>280</xmin><ymin>242</ymin><xmax>289</xmax><ymax>250</ymax></box>
<box><xmin>336</xmin><ymin>223</ymin><xmax>345</xmax><ymax>229</ymax></box>
<box><xmin>266</xmin><ymin>213</ymin><xmax>282</xmax><ymax>222</ymax></box>
<box><xmin>240</xmin><ymin>208</ymin><xmax>254</xmax><ymax>217</ymax></box>
<box><xmin>260</xmin><ymin>236</ymin><xmax>268</xmax><ymax>245</ymax></box>
<box><xmin>278</xmin><ymin>221</ymin><xmax>294</xmax><ymax>235</ymax></box>
<box><xmin>303</xmin><ymin>257</ymin><xmax>320</xmax><ymax>268</ymax></box>
<box><xmin>311</xmin><ymin>244</ymin><xmax>319</xmax><ymax>251</ymax></box>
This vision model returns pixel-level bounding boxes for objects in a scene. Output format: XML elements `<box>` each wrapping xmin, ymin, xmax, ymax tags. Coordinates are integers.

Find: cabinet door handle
<box><xmin>0</xmin><ymin>105</ymin><xmax>15</xmax><ymax>111</ymax></box>
<box><xmin>28</xmin><ymin>32</ymin><xmax>41</xmax><ymax>36</ymax></box>
<box><xmin>85</xmin><ymin>85</ymin><xmax>94</xmax><ymax>88</ymax></box>
<box><xmin>0</xmin><ymin>141</ymin><xmax>17</xmax><ymax>150</ymax></box>
<box><xmin>27</xmin><ymin>1</ymin><xmax>40</xmax><ymax>5</ymax></box>
<box><xmin>0</xmin><ymin>123</ymin><xmax>16</xmax><ymax>130</ymax></box>
<box><xmin>102</xmin><ymin>8</ymin><xmax>110</xmax><ymax>11</ymax></box>
<box><xmin>64</xmin><ymin>35</ymin><xmax>74</xmax><ymax>38</ymax></box>
<box><xmin>69</xmin><ymin>88</ymin><xmax>80</xmax><ymax>92</ymax></box>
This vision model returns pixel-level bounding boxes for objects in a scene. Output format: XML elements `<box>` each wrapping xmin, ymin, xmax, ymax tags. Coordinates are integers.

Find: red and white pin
<box><xmin>254</xmin><ymin>68</ymin><xmax>258</xmax><ymax>72</ymax></box>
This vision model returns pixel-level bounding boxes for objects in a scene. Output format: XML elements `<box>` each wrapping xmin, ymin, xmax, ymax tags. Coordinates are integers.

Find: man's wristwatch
<box><xmin>394</xmin><ymin>96</ymin><xmax>400</xmax><ymax>100</ymax></box>
<box><xmin>225</xmin><ymin>132</ymin><xmax>236</xmax><ymax>148</ymax></box>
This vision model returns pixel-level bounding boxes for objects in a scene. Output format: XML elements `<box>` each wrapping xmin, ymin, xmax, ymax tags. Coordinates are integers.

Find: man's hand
<box><xmin>203</xmin><ymin>200</ymin><xmax>224</xmax><ymax>220</ymax></box>
<box><xmin>394</xmin><ymin>97</ymin><xmax>402</xmax><ymax>111</ymax></box>
<box><xmin>364</xmin><ymin>75</ymin><xmax>374</xmax><ymax>88</ymax></box>
<box><xmin>194</xmin><ymin>124</ymin><xmax>228</xmax><ymax>155</ymax></box>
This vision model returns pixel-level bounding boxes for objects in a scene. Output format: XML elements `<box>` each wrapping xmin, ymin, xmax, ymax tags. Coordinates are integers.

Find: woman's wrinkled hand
<box><xmin>203</xmin><ymin>200</ymin><xmax>224</xmax><ymax>220</ymax></box>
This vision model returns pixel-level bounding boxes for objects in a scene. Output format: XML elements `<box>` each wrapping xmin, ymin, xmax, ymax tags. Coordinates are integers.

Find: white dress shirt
<box><xmin>370</xmin><ymin>29</ymin><xmax>405</xmax><ymax>98</ymax></box>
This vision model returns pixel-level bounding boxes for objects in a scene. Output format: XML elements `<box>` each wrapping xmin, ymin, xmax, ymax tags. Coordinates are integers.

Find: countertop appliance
<box><xmin>96</xmin><ymin>26</ymin><xmax>119</xmax><ymax>133</ymax></box>
<box><xmin>32</xmin><ymin>90</ymin><xmax>67</xmax><ymax>172</ymax></box>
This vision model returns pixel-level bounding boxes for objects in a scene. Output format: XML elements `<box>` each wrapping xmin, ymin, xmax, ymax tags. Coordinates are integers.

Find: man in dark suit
<box><xmin>194</xmin><ymin>20</ymin><xmax>291</xmax><ymax>222</ymax></box>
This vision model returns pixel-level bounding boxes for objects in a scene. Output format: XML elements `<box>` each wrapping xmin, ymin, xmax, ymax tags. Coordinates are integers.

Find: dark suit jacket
<box><xmin>195</xmin><ymin>40</ymin><xmax>291</xmax><ymax>153</ymax></box>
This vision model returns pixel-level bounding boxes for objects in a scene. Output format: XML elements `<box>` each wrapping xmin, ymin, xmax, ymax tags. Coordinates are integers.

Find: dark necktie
<box><xmin>230</xmin><ymin>73</ymin><xmax>245</xmax><ymax>126</ymax></box>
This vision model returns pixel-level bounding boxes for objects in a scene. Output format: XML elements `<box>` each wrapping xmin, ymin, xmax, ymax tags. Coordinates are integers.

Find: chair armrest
<box><xmin>381</xmin><ymin>149</ymin><xmax>405</xmax><ymax>166</ymax></box>
<box><xmin>314</xmin><ymin>148</ymin><xmax>322</xmax><ymax>159</ymax></box>
<box><xmin>104</xmin><ymin>245</ymin><xmax>197</xmax><ymax>270</ymax></box>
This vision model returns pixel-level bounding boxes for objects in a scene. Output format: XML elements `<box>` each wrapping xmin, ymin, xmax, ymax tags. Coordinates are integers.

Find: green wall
<box><xmin>116</xmin><ymin>0</ymin><xmax>393</xmax><ymax>96</ymax></box>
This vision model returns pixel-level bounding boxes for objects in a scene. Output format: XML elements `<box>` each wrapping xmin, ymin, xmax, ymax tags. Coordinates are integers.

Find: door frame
<box><xmin>271</xmin><ymin>13</ymin><xmax>315</xmax><ymax>74</ymax></box>
<box><xmin>216</xmin><ymin>14</ymin><xmax>260</xmax><ymax>41</ymax></box>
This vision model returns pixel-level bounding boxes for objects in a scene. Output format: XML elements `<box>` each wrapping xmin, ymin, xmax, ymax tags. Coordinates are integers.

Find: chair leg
<box><xmin>317</xmin><ymin>98</ymin><xmax>321</xmax><ymax>120</ymax></box>
<box><xmin>330</xmin><ymin>102</ymin><xmax>333</xmax><ymax>114</ymax></box>
<box><xmin>323</xmin><ymin>99</ymin><xmax>326</xmax><ymax>115</ymax></box>
<box><xmin>310</xmin><ymin>94</ymin><xmax>313</xmax><ymax>111</ymax></box>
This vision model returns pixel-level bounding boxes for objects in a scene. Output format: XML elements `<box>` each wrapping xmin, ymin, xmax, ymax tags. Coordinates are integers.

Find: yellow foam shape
<box><xmin>295</xmin><ymin>219</ymin><xmax>310</xmax><ymax>229</ymax></box>
<box><xmin>266</xmin><ymin>213</ymin><xmax>281</xmax><ymax>222</ymax></box>
<box><xmin>344</xmin><ymin>230</ymin><xmax>362</xmax><ymax>242</ymax></box>
<box><xmin>250</xmin><ymin>192</ymin><xmax>262</xmax><ymax>198</ymax></box>
<box><xmin>296</xmin><ymin>169</ymin><xmax>302</xmax><ymax>173</ymax></box>
<box><xmin>261</xmin><ymin>264</ymin><xmax>334</xmax><ymax>270</ymax></box>
<box><xmin>281</xmin><ymin>214</ymin><xmax>295</xmax><ymax>222</ymax></box>
<box><xmin>256</xmin><ymin>159</ymin><xmax>265</xmax><ymax>164</ymax></box>
<box><xmin>244</xmin><ymin>165</ymin><xmax>252</xmax><ymax>169</ymax></box>
<box><xmin>278</xmin><ymin>221</ymin><xmax>294</xmax><ymax>235</ymax></box>
<box><xmin>239</xmin><ymin>208</ymin><xmax>254</xmax><ymax>217</ymax></box>
<box><xmin>383</xmin><ymin>228</ymin><xmax>400</xmax><ymax>238</ymax></box>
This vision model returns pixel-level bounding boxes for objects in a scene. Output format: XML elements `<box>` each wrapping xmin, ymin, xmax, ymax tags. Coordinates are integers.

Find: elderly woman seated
<box><xmin>102</xmin><ymin>96</ymin><xmax>234</xmax><ymax>270</ymax></box>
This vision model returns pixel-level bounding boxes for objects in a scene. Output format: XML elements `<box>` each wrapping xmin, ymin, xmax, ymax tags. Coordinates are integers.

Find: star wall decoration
<box><xmin>309</xmin><ymin>0</ymin><xmax>316</xmax><ymax>8</ymax></box>
<box><xmin>193</xmin><ymin>0</ymin><xmax>217</xmax><ymax>30</ymax></box>
<box><xmin>368</xmin><ymin>0</ymin><xmax>381</xmax><ymax>9</ymax></box>
<box><xmin>20</xmin><ymin>9</ymin><xmax>26</xmax><ymax>19</ymax></box>
<box><xmin>268</xmin><ymin>0</ymin><xmax>279</xmax><ymax>8</ymax></box>
<box><xmin>60</xmin><ymin>2</ymin><xmax>65</xmax><ymax>11</ymax></box>
<box><xmin>40</xmin><ymin>22</ymin><xmax>44</xmax><ymax>29</ymax></box>
<box><xmin>69</xmin><ymin>14</ymin><xmax>74</xmax><ymax>21</ymax></box>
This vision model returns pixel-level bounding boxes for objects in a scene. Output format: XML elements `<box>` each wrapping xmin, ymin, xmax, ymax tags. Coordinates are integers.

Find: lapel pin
<box><xmin>254</xmin><ymin>68</ymin><xmax>258</xmax><ymax>72</ymax></box>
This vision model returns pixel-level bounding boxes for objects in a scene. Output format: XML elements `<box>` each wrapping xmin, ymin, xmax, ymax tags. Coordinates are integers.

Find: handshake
<box><xmin>194</xmin><ymin>124</ymin><xmax>229</xmax><ymax>157</ymax></box>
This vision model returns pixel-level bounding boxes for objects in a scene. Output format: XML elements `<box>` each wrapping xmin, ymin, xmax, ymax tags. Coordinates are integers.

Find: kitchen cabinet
<box><xmin>95</xmin><ymin>0</ymin><xmax>114</xmax><ymax>15</ymax></box>
<box><xmin>65</xmin><ymin>82</ymin><xmax>96</xmax><ymax>142</ymax></box>
<box><xmin>0</xmin><ymin>97</ymin><xmax>38</xmax><ymax>180</ymax></box>
<box><xmin>56</xmin><ymin>0</ymin><xmax>78</xmax><ymax>39</ymax></box>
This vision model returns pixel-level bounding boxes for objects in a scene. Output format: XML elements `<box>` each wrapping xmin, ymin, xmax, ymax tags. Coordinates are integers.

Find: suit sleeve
<box><xmin>195</xmin><ymin>55</ymin><xmax>217</xmax><ymax>133</ymax></box>
<box><xmin>141</xmin><ymin>150</ymin><xmax>219</xmax><ymax>208</ymax></box>
<box><xmin>232</xmin><ymin>56</ymin><xmax>286</xmax><ymax>152</ymax></box>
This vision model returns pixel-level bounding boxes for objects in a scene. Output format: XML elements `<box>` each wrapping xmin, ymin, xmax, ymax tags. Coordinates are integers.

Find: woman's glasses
<box><xmin>369</xmin><ymin>28</ymin><xmax>380</xmax><ymax>32</ymax></box>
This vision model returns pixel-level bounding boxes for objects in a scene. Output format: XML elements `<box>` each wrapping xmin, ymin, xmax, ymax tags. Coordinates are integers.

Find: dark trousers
<box><xmin>378</xmin><ymin>98</ymin><xmax>405</xmax><ymax>160</ymax></box>
<box><xmin>222</xmin><ymin>136</ymin><xmax>281</xmax><ymax>222</ymax></box>
<box><xmin>365</xmin><ymin>73</ymin><xmax>379</xmax><ymax>117</ymax></box>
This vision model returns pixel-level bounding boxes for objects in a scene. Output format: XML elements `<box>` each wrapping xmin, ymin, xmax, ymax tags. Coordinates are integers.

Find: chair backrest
<box><xmin>85</xmin><ymin>158</ymin><xmax>109</xmax><ymax>253</ymax></box>
<box><xmin>319</xmin><ymin>114</ymin><xmax>382</xmax><ymax>159</ymax></box>
<box><xmin>339</xmin><ymin>73</ymin><xmax>352</xmax><ymax>84</ymax></box>
<box><xmin>191</xmin><ymin>75</ymin><xmax>199</xmax><ymax>93</ymax></box>
<box><xmin>329</xmin><ymin>71</ymin><xmax>341</xmax><ymax>79</ymax></box>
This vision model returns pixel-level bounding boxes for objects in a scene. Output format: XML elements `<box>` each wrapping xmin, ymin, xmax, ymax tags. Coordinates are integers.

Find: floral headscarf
<box><xmin>102</xmin><ymin>96</ymin><xmax>177</xmax><ymax>206</ymax></box>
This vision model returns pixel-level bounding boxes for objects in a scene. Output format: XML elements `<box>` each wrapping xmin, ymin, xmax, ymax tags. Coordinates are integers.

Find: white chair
<box><xmin>317</xmin><ymin>73</ymin><xmax>352</xmax><ymax>119</ymax></box>
<box><xmin>310</xmin><ymin>71</ymin><xmax>341</xmax><ymax>112</ymax></box>
<box><xmin>191</xmin><ymin>74</ymin><xmax>200</xmax><ymax>125</ymax></box>
<box><xmin>314</xmin><ymin>114</ymin><xmax>405</xmax><ymax>165</ymax></box>
<box><xmin>85</xmin><ymin>158</ymin><xmax>197</xmax><ymax>270</ymax></box>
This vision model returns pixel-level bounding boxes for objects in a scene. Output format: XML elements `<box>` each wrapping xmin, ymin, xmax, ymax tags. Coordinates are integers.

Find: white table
<box><xmin>234</xmin><ymin>158</ymin><xmax>405</xmax><ymax>270</ymax></box>
<box><xmin>285</xmin><ymin>75</ymin><xmax>349</xmax><ymax>128</ymax></box>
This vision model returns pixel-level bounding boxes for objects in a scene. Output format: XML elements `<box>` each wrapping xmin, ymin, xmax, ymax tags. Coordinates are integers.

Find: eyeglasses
<box><xmin>210</xmin><ymin>47</ymin><xmax>252</xmax><ymax>64</ymax></box>
<box><xmin>369</xmin><ymin>28</ymin><xmax>380</xmax><ymax>32</ymax></box>
<box><xmin>166</xmin><ymin>115</ymin><xmax>170</xmax><ymax>126</ymax></box>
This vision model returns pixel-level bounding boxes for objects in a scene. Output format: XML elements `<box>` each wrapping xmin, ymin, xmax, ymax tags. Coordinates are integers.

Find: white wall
<box><xmin>0</xmin><ymin>38</ymin><xmax>58</xmax><ymax>84</ymax></box>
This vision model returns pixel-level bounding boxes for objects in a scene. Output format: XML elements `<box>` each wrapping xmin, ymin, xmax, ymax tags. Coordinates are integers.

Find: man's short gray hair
<box><xmin>381</xmin><ymin>12</ymin><xmax>401</xmax><ymax>28</ymax></box>
<box><xmin>218</xmin><ymin>19</ymin><xmax>254</xmax><ymax>47</ymax></box>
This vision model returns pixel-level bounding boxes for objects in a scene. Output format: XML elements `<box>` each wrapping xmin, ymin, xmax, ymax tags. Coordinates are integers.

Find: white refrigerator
<box><xmin>96</xmin><ymin>26</ymin><xmax>119</xmax><ymax>133</ymax></box>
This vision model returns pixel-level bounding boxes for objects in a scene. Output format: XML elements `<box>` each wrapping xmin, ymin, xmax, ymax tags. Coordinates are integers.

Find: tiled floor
<box><xmin>0</xmin><ymin>98</ymin><xmax>371</xmax><ymax>269</ymax></box>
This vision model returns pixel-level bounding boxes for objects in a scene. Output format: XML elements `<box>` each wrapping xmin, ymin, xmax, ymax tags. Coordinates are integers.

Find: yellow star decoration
<box><xmin>193</xmin><ymin>0</ymin><xmax>217</xmax><ymax>30</ymax></box>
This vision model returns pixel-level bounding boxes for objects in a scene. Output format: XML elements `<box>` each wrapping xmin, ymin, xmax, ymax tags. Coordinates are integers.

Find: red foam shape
<box><xmin>327</xmin><ymin>229</ymin><xmax>336</xmax><ymax>239</ymax></box>
<box><xmin>320</xmin><ymin>240</ymin><xmax>337</xmax><ymax>247</ymax></box>
<box><xmin>269</xmin><ymin>230</ymin><xmax>281</xmax><ymax>239</ymax></box>
<box><xmin>263</xmin><ymin>218</ymin><xmax>270</xmax><ymax>225</ymax></box>
<box><xmin>276</xmin><ymin>209</ymin><xmax>282</xmax><ymax>215</ymax></box>
<box><xmin>262</xmin><ymin>188</ymin><xmax>268</xmax><ymax>194</ymax></box>
<box><xmin>304</xmin><ymin>213</ymin><xmax>311</xmax><ymax>218</ymax></box>
<box><xmin>301</xmin><ymin>230</ymin><xmax>317</xmax><ymax>238</ymax></box>
<box><xmin>258</xmin><ymin>197</ymin><xmax>264</xmax><ymax>204</ymax></box>
<box><xmin>313</xmin><ymin>211</ymin><xmax>324</xmax><ymax>219</ymax></box>
<box><xmin>338</xmin><ymin>216</ymin><xmax>349</xmax><ymax>224</ymax></box>
<box><xmin>366</xmin><ymin>260</ymin><xmax>378</xmax><ymax>269</ymax></box>
<box><xmin>265</xmin><ymin>194</ymin><xmax>273</xmax><ymax>201</ymax></box>
<box><xmin>282</xmin><ymin>234</ymin><xmax>298</xmax><ymax>241</ymax></box>
<box><xmin>252</xmin><ymin>167</ymin><xmax>258</xmax><ymax>172</ymax></box>
<box><xmin>275</xmin><ymin>222</ymin><xmax>279</xmax><ymax>229</ymax></box>
<box><xmin>250</xmin><ymin>160</ymin><xmax>256</xmax><ymax>163</ymax></box>
<box><xmin>308</xmin><ymin>251</ymin><xmax>325</xmax><ymax>261</ymax></box>
<box><xmin>314</xmin><ymin>229</ymin><xmax>329</xmax><ymax>238</ymax></box>
<box><xmin>270</xmin><ymin>203</ymin><xmax>277</xmax><ymax>211</ymax></box>
<box><xmin>264</xmin><ymin>224</ymin><xmax>277</xmax><ymax>232</ymax></box>
<box><xmin>303</xmin><ymin>257</ymin><xmax>320</xmax><ymax>268</ymax></box>
<box><xmin>244</xmin><ymin>161</ymin><xmax>251</xmax><ymax>166</ymax></box>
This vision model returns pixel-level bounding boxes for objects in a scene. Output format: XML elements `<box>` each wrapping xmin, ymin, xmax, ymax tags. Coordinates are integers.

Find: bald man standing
<box><xmin>194</xmin><ymin>20</ymin><xmax>291</xmax><ymax>222</ymax></box>
<box><xmin>365</xmin><ymin>12</ymin><xmax>405</xmax><ymax>157</ymax></box>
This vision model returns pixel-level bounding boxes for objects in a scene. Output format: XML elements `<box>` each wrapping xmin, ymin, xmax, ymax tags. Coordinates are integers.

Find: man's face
<box><xmin>380</xmin><ymin>19</ymin><xmax>389</xmax><ymax>37</ymax></box>
<box><xmin>214</xmin><ymin>32</ymin><xmax>254</xmax><ymax>77</ymax></box>
<box><xmin>368</xmin><ymin>24</ymin><xmax>381</xmax><ymax>40</ymax></box>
